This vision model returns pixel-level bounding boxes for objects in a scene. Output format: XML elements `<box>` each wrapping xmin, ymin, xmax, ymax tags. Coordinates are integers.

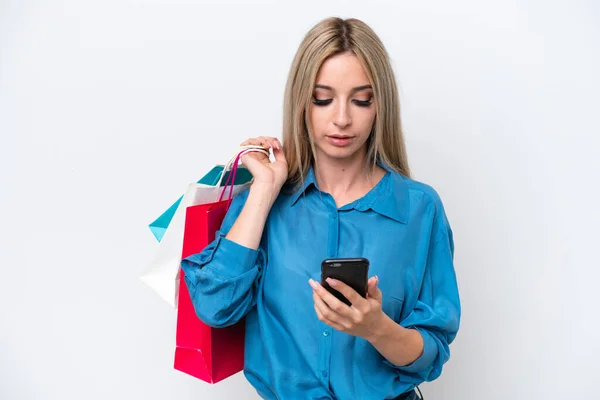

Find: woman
<box><xmin>181</xmin><ymin>17</ymin><xmax>461</xmax><ymax>400</ymax></box>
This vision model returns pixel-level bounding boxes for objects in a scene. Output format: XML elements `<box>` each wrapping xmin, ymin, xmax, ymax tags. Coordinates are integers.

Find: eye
<box><xmin>312</xmin><ymin>97</ymin><xmax>333</xmax><ymax>106</ymax></box>
<box><xmin>353</xmin><ymin>96</ymin><xmax>374</xmax><ymax>107</ymax></box>
<box><xmin>353</xmin><ymin>99</ymin><xmax>373</xmax><ymax>107</ymax></box>
<box><xmin>311</xmin><ymin>96</ymin><xmax>374</xmax><ymax>107</ymax></box>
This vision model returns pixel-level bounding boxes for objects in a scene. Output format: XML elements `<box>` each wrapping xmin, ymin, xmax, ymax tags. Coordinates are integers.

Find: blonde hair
<box><xmin>282</xmin><ymin>17</ymin><xmax>411</xmax><ymax>191</ymax></box>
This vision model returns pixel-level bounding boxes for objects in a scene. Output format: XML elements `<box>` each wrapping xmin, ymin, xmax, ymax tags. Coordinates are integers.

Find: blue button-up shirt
<box><xmin>181</xmin><ymin>162</ymin><xmax>461</xmax><ymax>400</ymax></box>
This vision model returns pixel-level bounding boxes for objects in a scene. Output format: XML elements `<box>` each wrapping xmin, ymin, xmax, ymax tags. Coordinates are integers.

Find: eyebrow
<box><xmin>314</xmin><ymin>84</ymin><xmax>373</xmax><ymax>93</ymax></box>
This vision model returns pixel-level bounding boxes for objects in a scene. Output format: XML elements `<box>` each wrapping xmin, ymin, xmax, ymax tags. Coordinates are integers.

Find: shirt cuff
<box><xmin>184</xmin><ymin>234</ymin><xmax>260</xmax><ymax>280</ymax></box>
<box><xmin>384</xmin><ymin>328</ymin><xmax>438</xmax><ymax>373</ymax></box>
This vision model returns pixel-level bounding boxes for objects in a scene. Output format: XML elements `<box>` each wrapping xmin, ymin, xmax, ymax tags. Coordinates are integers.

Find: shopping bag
<box><xmin>148</xmin><ymin>166</ymin><xmax>254</xmax><ymax>242</ymax></box>
<box><xmin>140</xmin><ymin>145</ymin><xmax>269</xmax><ymax>307</ymax></box>
<box><xmin>174</xmin><ymin>148</ymin><xmax>262</xmax><ymax>383</ymax></box>
<box><xmin>174</xmin><ymin>201</ymin><xmax>245</xmax><ymax>383</ymax></box>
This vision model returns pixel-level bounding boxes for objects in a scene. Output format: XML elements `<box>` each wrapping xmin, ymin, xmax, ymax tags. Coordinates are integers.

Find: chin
<box><xmin>325</xmin><ymin>149</ymin><xmax>356</xmax><ymax>159</ymax></box>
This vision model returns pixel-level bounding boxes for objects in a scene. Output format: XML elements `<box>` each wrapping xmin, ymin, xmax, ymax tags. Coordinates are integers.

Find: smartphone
<box><xmin>321</xmin><ymin>257</ymin><xmax>370</xmax><ymax>306</ymax></box>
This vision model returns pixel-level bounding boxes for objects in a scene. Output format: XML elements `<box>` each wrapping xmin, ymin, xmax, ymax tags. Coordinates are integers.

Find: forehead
<box><xmin>315</xmin><ymin>52</ymin><xmax>371</xmax><ymax>90</ymax></box>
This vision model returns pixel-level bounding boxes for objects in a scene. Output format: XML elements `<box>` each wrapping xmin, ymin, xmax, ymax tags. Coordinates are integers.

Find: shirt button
<box><xmin>322</xmin><ymin>371</ymin><xmax>328</xmax><ymax>378</ymax></box>
<box><xmin>323</xmin><ymin>331</ymin><xmax>329</xmax><ymax>337</ymax></box>
<box><xmin>332</xmin><ymin>214</ymin><xmax>337</xmax><ymax>220</ymax></box>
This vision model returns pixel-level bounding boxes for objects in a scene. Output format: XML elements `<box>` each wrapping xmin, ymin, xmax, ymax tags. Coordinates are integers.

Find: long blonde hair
<box><xmin>282</xmin><ymin>17</ymin><xmax>411</xmax><ymax>191</ymax></box>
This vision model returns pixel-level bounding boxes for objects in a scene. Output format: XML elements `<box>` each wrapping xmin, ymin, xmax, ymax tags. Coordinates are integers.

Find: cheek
<box><xmin>357</xmin><ymin>110</ymin><xmax>376</xmax><ymax>135</ymax></box>
<box><xmin>308</xmin><ymin>107</ymin><xmax>328</xmax><ymax>133</ymax></box>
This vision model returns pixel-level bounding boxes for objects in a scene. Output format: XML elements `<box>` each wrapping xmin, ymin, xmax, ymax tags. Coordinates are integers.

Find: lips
<box><xmin>326</xmin><ymin>135</ymin><xmax>354</xmax><ymax>147</ymax></box>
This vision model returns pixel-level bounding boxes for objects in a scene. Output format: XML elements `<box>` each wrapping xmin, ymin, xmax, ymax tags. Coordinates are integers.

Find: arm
<box><xmin>366</xmin><ymin>315</ymin><xmax>425</xmax><ymax>367</ymax></box>
<box><xmin>225</xmin><ymin>183</ymin><xmax>279</xmax><ymax>249</ymax></box>
<box><xmin>180</xmin><ymin>183</ymin><xmax>279</xmax><ymax>328</ymax></box>
<box><xmin>381</xmin><ymin>227</ymin><xmax>461</xmax><ymax>383</ymax></box>
<box><xmin>310</xmin><ymin>191</ymin><xmax>460</xmax><ymax>383</ymax></box>
<box><xmin>311</xmin><ymin>274</ymin><xmax>427</xmax><ymax>367</ymax></box>
<box><xmin>181</xmin><ymin>136</ymin><xmax>287</xmax><ymax>328</ymax></box>
<box><xmin>312</xmin><ymin>232</ymin><xmax>459</xmax><ymax>373</ymax></box>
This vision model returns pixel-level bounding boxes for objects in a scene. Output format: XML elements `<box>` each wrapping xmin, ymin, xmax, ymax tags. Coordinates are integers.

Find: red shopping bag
<box><xmin>174</xmin><ymin>150</ymin><xmax>254</xmax><ymax>383</ymax></box>
<box><xmin>174</xmin><ymin>200</ymin><xmax>245</xmax><ymax>383</ymax></box>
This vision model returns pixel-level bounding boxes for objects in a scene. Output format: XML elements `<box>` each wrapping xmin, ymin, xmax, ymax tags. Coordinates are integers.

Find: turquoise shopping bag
<box><xmin>149</xmin><ymin>166</ymin><xmax>253</xmax><ymax>242</ymax></box>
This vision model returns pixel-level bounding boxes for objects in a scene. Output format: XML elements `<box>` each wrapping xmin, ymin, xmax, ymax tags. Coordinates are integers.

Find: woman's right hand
<box><xmin>240</xmin><ymin>136</ymin><xmax>288</xmax><ymax>191</ymax></box>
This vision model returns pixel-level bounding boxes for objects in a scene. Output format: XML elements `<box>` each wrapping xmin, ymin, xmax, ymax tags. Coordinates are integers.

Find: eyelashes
<box><xmin>312</xmin><ymin>97</ymin><xmax>373</xmax><ymax>107</ymax></box>
<box><xmin>312</xmin><ymin>98</ymin><xmax>332</xmax><ymax>106</ymax></box>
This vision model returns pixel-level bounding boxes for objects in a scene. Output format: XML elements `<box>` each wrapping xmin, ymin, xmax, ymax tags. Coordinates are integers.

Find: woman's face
<box><xmin>308</xmin><ymin>51</ymin><xmax>377</xmax><ymax>163</ymax></box>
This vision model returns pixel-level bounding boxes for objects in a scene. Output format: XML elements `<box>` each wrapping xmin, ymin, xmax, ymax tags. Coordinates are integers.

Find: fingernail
<box><xmin>326</xmin><ymin>278</ymin><xmax>337</xmax><ymax>287</ymax></box>
<box><xmin>309</xmin><ymin>279</ymin><xmax>317</xmax><ymax>288</ymax></box>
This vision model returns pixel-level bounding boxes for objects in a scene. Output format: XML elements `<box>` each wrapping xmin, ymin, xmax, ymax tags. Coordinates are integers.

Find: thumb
<box><xmin>367</xmin><ymin>275</ymin><xmax>382</xmax><ymax>302</ymax></box>
<box><xmin>272</xmin><ymin>145</ymin><xmax>287</xmax><ymax>163</ymax></box>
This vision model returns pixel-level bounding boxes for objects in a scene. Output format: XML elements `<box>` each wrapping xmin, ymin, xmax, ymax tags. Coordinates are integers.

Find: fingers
<box><xmin>239</xmin><ymin>152</ymin><xmax>265</xmax><ymax>170</ymax></box>
<box><xmin>271</xmin><ymin>144</ymin><xmax>287</xmax><ymax>163</ymax></box>
<box><xmin>314</xmin><ymin>304</ymin><xmax>345</xmax><ymax>331</ymax></box>
<box><xmin>367</xmin><ymin>275</ymin><xmax>382</xmax><ymax>302</ymax></box>
<box><xmin>239</xmin><ymin>136</ymin><xmax>284</xmax><ymax>165</ymax></box>
<box><xmin>264</xmin><ymin>136</ymin><xmax>281</xmax><ymax>150</ymax></box>
<box><xmin>240</xmin><ymin>136</ymin><xmax>282</xmax><ymax>150</ymax></box>
<box><xmin>240</xmin><ymin>138</ymin><xmax>267</xmax><ymax>152</ymax></box>
<box><xmin>313</xmin><ymin>291</ymin><xmax>346</xmax><ymax>331</ymax></box>
<box><xmin>309</xmin><ymin>279</ymin><xmax>354</xmax><ymax>318</ymax></box>
<box><xmin>239</xmin><ymin>138</ymin><xmax>269</xmax><ymax>164</ymax></box>
<box><xmin>368</xmin><ymin>276</ymin><xmax>377</xmax><ymax>289</ymax></box>
<box><xmin>324</xmin><ymin>278</ymin><xmax>366</xmax><ymax>311</ymax></box>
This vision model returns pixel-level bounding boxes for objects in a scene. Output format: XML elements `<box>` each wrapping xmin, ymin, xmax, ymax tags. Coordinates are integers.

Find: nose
<box><xmin>333</xmin><ymin>101</ymin><xmax>351</xmax><ymax>129</ymax></box>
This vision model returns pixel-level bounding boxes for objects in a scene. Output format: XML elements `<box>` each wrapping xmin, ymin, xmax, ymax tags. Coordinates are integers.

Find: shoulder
<box><xmin>391</xmin><ymin>171</ymin><xmax>452</xmax><ymax>238</ymax></box>
<box><xmin>402</xmin><ymin>174</ymin><xmax>445</xmax><ymax>211</ymax></box>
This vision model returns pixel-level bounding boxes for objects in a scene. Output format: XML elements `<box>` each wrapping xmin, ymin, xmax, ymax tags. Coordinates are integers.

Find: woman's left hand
<box><xmin>309</xmin><ymin>275</ymin><xmax>386</xmax><ymax>341</ymax></box>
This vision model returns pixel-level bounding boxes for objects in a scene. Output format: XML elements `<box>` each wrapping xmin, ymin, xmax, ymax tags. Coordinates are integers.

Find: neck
<box><xmin>313</xmin><ymin>149</ymin><xmax>375</xmax><ymax>196</ymax></box>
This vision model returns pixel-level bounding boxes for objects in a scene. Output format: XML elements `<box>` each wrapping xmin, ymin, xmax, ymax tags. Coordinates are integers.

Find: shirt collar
<box><xmin>289</xmin><ymin>166</ymin><xmax>317</xmax><ymax>206</ymax></box>
<box><xmin>289</xmin><ymin>160</ymin><xmax>410</xmax><ymax>224</ymax></box>
<box><xmin>366</xmin><ymin>162</ymin><xmax>410</xmax><ymax>224</ymax></box>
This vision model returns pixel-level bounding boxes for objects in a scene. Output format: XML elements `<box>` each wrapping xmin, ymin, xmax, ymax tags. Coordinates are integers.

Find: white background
<box><xmin>1</xmin><ymin>1</ymin><xmax>599</xmax><ymax>399</ymax></box>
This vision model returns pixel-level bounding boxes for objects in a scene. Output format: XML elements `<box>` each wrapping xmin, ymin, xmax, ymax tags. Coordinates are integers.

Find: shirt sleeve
<box><xmin>180</xmin><ymin>187</ymin><xmax>266</xmax><ymax>328</ymax></box>
<box><xmin>384</xmin><ymin>200</ymin><xmax>461</xmax><ymax>384</ymax></box>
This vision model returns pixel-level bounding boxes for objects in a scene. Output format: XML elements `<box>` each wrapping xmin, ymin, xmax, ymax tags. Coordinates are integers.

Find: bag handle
<box><xmin>218</xmin><ymin>147</ymin><xmax>268</xmax><ymax>207</ymax></box>
<box><xmin>215</xmin><ymin>145</ymin><xmax>269</xmax><ymax>188</ymax></box>
<box><xmin>217</xmin><ymin>146</ymin><xmax>271</xmax><ymax>207</ymax></box>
